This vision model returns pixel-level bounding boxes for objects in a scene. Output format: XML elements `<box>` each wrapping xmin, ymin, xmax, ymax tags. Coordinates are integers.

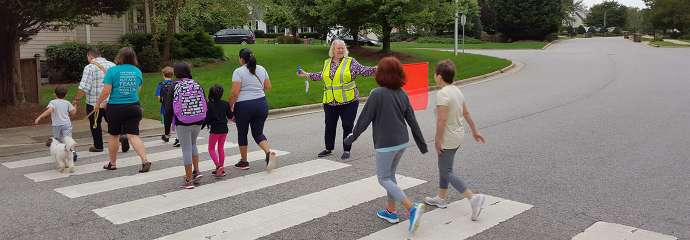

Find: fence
<box><xmin>19</xmin><ymin>55</ymin><xmax>40</xmax><ymax>104</ymax></box>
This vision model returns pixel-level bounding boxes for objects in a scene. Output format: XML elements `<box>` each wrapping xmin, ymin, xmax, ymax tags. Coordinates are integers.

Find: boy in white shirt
<box><xmin>424</xmin><ymin>60</ymin><xmax>487</xmax><ymax>221</ymax></box>
<box><xmin>35</xmin><ymin>86</ymin><xmax>77</xmax><ymax>143</ymax></box>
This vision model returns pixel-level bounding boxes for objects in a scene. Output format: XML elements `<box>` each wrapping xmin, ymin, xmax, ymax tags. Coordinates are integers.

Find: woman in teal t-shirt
<box><xmin>94</xmin><ymin>47</ymin><xmax>151</xmax><ymax>173</ymax></box>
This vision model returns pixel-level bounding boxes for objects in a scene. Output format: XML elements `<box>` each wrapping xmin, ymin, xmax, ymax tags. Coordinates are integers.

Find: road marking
<box><xmin>572</xmin><ymin>222</ymin><xmax>677</xmax><ymax>240</ymax></box>
<box><xmin>359</xmin><ymin>195</ymin><xmax>532</xmax><ymax>240</ymax></box>
<box><xmin>154</xmin><ymin>175</ymin><xmax>426</xmax><ymax>240</ymax></box>
<box><xmin>94</xmin><ymin>159</ymin><xmax>351</xmax><ymax>225</ymax></box>
<box><xmin>1</xmin><ymin>137</ymin><xmax>194</xmax><ymax>169</ymax></box>
<box><xmin>55</xmin><ymin>150</ymin><xmax>290</xmax><ymax>198</ymax></box>
<box><xmin>24</xmin><ymin>142</ymin><xmax>238</xmax><ymax>182</ymax></box>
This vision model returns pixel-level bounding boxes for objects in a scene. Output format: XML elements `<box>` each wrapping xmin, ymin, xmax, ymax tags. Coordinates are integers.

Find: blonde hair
<box><xmin>328</xmin><ymin>40</ymin><xmax>349</xmax><ymax>58</ymax></box>
<box><xmin>161</xmin><ymin>66</ymin><xmax>174</xmax><ymax>78</ymax></box>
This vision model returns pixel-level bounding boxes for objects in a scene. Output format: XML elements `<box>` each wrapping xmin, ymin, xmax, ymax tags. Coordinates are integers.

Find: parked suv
<box><xmin>214</xmin><ymin>29</ymin><xmax>256</xmax><ymax>44</ymax></box>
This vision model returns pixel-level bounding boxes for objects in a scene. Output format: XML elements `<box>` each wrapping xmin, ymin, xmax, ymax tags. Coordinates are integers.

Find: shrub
<box><xmin>298</xmin><ymin>32</ymin><xmax>321</xmax><ymax>39</ymax></box>
<box><xmin>120</xmin><ymin>33</ymin><xmax>153</xmax><ymax>53</ymax></box>
<box><xmin>391</xmin><ymin>32</ymin><xmax>417</xmax><ymax>42</ymax></box>
<box><xmin>612</xmin><ymin>27</ymin><xmax>622</xmax><ymax>35</ymax></box>
<box><xmin>266</xmin><ymin>33</ymin><xmax>284</xmax><ymax>38</ymax></box>
<box><xmin>417</xmin><ymin>36</ymin><xmax>482</xmax><ymax>44</ymax></box>
<box><xmin>254</xmin><ymin>30</ymin><xmax>266</xmax><ymax>38</ymax></box>
<box><xmin>576</xmin><ymin>25</ymin><xmax>586</xmax><ymax>34</ymax></box>
<box><xmin>276</xmin><ymin>36</ymin><xmax>302</xmax><ymax>44</ymax></box>
<box><xmin>680</xmin><ymin>34</ymin><xmax>690</xmax><ymax>40</ymax></box>
<box><xmin>45</xmin><ymin>42</ymin><xmax>128</xmax><ymax>83</ymax></box>
<box><xmin>138</xmin><ymin>45</ymin><xmax>161</xmax><ymax>73</ymax></box>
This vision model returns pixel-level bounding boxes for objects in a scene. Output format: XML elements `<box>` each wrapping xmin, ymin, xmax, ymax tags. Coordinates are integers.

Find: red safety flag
<box><xmin>402</xmin><ymin>62</ymin><xmax>429</xmax><ymax>111</ymax></box>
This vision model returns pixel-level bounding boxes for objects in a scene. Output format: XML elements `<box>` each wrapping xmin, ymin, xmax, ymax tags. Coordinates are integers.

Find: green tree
<box><xmin>625</xmin><ymin>7</ymin><xmax>644</xmax><ymax>32</ymax></box>
<box><xmin>479</xmin><ymin>0</ymin><xmax>497</xmax><ymax>34</ymax></box>
<box><xmin>263</xmin><ymin>0</ymin><xmax>327</xmax><ymax>38</ymax></box>
<box><xmin>179</xmin><ymin>0</ymin><xmax>249</xmax><ymax>34</ymax></box>
<box><xmin>562</xmin><ymin>0</ymin><xmax>586</xmax><ymax>28</ymax></box>
<box><xmin>492</xmin><ymin>0</ymin><xmax>562</xmax><ymax>41</ymax></box>
<box><xmin>586</xmin><ymin>1</ymin><xmax>628</xmax><ymax>28</ymax></box>
<box><xmin>0</xmin><ymin>0</ymin><xmax>130</xmax><ymax>105</ymax></box>
<box><xmin>370</xmin><ymin>0</ymin><xmax>425</xmax><ymax>53</ymax></box>
<box><xmin>644</xmin><ymin>0</ymin><xmax>690</xmax><ymax>34</ymax></box>
<box><xmin>413</xmin><ymin>0</ymin><xmax>455</xmax><ymax>36</ymax></box>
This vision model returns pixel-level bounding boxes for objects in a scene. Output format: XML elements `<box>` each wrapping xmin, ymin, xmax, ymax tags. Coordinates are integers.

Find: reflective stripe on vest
<box><xmin>322</xmin><ymin>57</ymin><xmax>356</xmax><ymax>104</ymax></box>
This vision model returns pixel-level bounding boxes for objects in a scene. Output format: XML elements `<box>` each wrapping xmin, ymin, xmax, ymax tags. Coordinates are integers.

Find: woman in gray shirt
<box><xmin>344</xmin><ymin>57</ymin><xmax>428</xmax><ymax>236</ymax></box>
<box><xmin>228</xmin><ymin>48</ymin><xmax>277</xmax><ymax>172</ymax></box>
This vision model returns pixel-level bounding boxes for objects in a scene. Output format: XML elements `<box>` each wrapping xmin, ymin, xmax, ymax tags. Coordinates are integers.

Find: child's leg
<box><xmin>208</xmin><ymin>134</ymin><xmax>220</xmax><ymax>167</ymax></box>
<box><xmin>190</xmin><ymin>126</ymin><xmax>201</xmax><ymax>172</ymax></box>
<box><xmin>217</xmin><ymin>133</ymin><xmax>227</xmax><ymax>167</ymax></box>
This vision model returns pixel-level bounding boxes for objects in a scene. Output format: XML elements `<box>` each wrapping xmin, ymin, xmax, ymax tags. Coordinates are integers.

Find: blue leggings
<box><xmin>234</xmin><ymin>97</ymin><xmax>268</xmax><ymax>146</ymax></box>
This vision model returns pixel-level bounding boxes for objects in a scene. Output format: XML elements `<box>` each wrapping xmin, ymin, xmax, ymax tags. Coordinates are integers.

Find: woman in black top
<box><xmin>203</xmin><ymin>84</ymin><xmax>233</xmax><ymax>177</ymax></box>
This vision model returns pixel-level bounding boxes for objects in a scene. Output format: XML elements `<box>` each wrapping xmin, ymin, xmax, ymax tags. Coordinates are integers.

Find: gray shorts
<box><xmin>52</xmin><ymin>125</ymin><xmax>73</xmax><ymax>141</ymax></box>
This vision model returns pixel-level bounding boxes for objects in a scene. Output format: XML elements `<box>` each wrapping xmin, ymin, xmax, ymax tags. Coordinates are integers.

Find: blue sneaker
<box><xmin>376</xmin><ymin>209</ymin><xmax>400</xmax><ymax>223</ymax></box>
<box><xmin>408</xmin><ymin>203</ymin><xmax>426</xmax><ymax>234</ymax></box>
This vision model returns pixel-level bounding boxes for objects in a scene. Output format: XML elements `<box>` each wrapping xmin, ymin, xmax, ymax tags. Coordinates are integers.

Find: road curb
<box><xmin>542</xmin><ymin>40</ymin><xmax>557</xmax><ymax>50</ymax></box>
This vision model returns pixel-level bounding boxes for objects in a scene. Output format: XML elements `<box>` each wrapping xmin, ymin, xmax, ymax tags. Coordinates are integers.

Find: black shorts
<box><xmin>106</xmin><ymin>103</ymin><xmax>142</xmax><ymax>135</ymax></box>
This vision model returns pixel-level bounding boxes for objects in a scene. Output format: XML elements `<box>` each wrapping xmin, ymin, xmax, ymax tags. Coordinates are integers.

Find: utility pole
<box><xmin>603</xmin><ymin>9</ymin><xmax>608</xmax><ymax>37</ymax></box>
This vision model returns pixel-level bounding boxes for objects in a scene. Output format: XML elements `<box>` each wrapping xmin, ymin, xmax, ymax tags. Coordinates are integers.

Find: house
<box><xmin>19</xmin><ymin>1</ymin><xmax>159</xmax><ymax>59</ymax></box>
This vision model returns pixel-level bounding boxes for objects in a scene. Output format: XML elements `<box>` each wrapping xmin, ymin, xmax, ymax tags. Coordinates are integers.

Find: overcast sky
<box><xmin>582</xmin><ymin>0</ymin><xmax>647</xmax><ymax>8</ymax></box>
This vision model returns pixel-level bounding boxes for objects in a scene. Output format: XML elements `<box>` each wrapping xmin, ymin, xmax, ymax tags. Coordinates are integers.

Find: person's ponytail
<box><xmin>239</xmin><ymin>48</ymin><xmax>257</xmax><ymax>75</ymax></box>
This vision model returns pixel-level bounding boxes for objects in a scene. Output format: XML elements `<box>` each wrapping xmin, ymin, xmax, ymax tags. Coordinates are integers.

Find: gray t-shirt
<box><xmin>232</xmin><ymin>65</ymin><xmax>268</xmax><ymax>102</ymax></box>
<box><xmin>48</xmin><ymin>99</ymin><xmax>74</xmax><ymax>126</ymax></box>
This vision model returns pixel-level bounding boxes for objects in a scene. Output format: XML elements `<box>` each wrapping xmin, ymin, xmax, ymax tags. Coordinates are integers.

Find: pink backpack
<box><xmin>173</xmin><ymin>78</ymin><xmax>207</xmax><ymax>124</ymax></box>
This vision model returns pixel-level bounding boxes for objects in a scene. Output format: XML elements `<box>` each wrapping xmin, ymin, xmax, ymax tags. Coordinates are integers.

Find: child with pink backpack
<box><xmin>172</xmin><ymin>62</ymin><xmax>207</xmax><ymax>189</ymax></box>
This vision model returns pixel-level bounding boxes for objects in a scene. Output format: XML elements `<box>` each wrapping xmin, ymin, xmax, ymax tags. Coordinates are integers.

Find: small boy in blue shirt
<box><xmin>155</xmin><ymin>66</ymin><xmax>179</xmax><ymax>147</ymax></box>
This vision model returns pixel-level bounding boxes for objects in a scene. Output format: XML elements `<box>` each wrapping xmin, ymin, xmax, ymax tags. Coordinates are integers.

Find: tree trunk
<box><xmin>162</xmin><ymin>2</ymin><xmax>177</xmax><ymax>66</ymax></box>
<box><xmin>381</xmin><ymin>25</ymin><xmax>392</xmax><ymax>53</ymax></box>
<box><xmin>349</xmin><ymin>25</ymin><xmax>361</xmax><ymax>47</ymax></box>
<box><xmin>290</xmin><ymin>27</ymin><xmax>298</xmax><ymax>38</ymax></box>
<box><xmin>13</xmin><ymin>42</ymin><xmax>26</xmax><ymax>104</ymax></box>
<box><xmin>0</xmin><ymin>12</ymin><xmax>19</xmax><ymax>106</ymax></box>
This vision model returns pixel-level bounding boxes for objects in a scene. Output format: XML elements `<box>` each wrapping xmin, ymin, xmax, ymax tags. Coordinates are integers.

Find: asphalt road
<box><xmin>1</xmin><ymin>37</ymin><xmax>688</xmax><ymax>240</ymax></box>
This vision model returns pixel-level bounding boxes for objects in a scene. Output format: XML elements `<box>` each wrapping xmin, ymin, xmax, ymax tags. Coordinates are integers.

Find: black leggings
<box><xmin>234</xmin><ymin>97</ymin><xmax>268</xmax><ymax>146</ymax></box>
<box><xmin>162</xmin><ymin>109</ymin><xmax>174</xmax><ymax>135</ymax></box>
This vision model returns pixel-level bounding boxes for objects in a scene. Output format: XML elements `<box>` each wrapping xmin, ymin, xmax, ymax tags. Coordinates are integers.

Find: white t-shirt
<box><xmin>48</xmin><ymin>99</ymin><xmax>74</xmax><ymax>126</ymax></box>
<box><xmin>232</xmin><ymin>65</ymin><xmax>269</xmax><ymax>102</ymax></box>
<box><xmin>436</xmin><ymin>85</ymin><xmax>466</xmax><ymax>149</ymax></box>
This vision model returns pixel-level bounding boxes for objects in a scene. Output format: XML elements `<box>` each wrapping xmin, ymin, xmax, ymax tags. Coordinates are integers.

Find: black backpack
<box><xmin>160</xmin><ymin>81</ymin><xmax>175</xmax><ymax>114</ymax></box>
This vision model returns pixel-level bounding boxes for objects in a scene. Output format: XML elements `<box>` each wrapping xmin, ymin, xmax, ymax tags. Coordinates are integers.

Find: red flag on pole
<box><xmin>402</xmin><ymin>62</ymin><xmax>429</xmax><ymax>111</ymax></box>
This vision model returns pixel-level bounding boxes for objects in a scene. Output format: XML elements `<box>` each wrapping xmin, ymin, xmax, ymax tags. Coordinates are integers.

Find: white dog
<box><xmin>50</xmin><ymin>137</ymin><xmax>77</xmax><ymax>173</ymax></box>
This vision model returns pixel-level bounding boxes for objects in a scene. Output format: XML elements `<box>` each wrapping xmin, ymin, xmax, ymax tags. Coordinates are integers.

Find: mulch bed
<box><xmin>0</xmin><ymin>103</ymin><xmax>87</xmax><ymax>129</ymax></box>
<box><xmin>349</xmin><ymin>46</ymin><xmax>418</xmax><ymax>63</ymax></box>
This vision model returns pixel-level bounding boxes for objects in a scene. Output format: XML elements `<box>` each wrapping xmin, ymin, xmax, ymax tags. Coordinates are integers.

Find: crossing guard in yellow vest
<box><xmin>297</xmin><ymin>40</ymin><xmax>377</xmax><ymax>160</ymax></box>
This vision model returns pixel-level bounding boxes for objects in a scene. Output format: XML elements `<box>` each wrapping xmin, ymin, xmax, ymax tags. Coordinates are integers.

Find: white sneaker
<box><xmin>424</xmin><ymin>196</ymin><xmax>448</xmax><ymax>208</ymax></box>
<box><xmin>470</xmin><ymin>194</ymin><xmax>486</xmax><ymax>221</ymax></box>
<box><xmin>266</xmin><ymin>151</ymin><xmax>278</xmax><ymax>172</ymax></box>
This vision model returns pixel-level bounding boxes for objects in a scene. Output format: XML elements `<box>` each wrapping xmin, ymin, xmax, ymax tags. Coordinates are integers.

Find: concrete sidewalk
<box><xmin>0</xmin><ymin>118</ymin><xmax>163</xmax><ymax>157</ymax></box>
<box><xmin>664</xmin><ymin>39</ymin><xmax>690</xmax><ymax>45</ymax></box>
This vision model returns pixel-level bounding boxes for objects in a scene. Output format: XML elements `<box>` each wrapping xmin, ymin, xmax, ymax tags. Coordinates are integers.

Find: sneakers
<box><xmin>341</xmin><ymin>151</ymin><xmax>351</xmax><ymax>160</ymax></box>
<box><xmin>408</xmin><ymin>203</ymin><xmax>426</xmax><ymax>235</ymax></box>
<box><xmin>161</xmin><ymin>135</ymin><xmax>170</xmax><ymax>143</ymax></box>
<box><xmin>214</xmin><ymin>166</ymin><xmax>226</xmax><ymax>177</ymax></box>
<box><xmin>376</xmin><ymin>209</ymin><xmax>400</xmax><ymax>223</ymax></box>
<box><xmin>192</xmin><ymin>170</ymin><xmax>203</xmax><ymax>182</ymax></box>
<box><xmin>470</xmin><ymin>194</ymin><xmax>486</xmax><ymax>221</ymax></box>
<box><xmin>88</xmin><ymin>146</ymin><xmax>104</xmax><ymax>152</ymax></box>
<box><xmin>172</xmin><ymin>138</ymin><xmax>180</xmax><ymax>147</ymax></box>
<box><xmin>424</xmin><ymin>196</ymin><xmax>448</xmax><ymax>209</ymax></box>
<box><xmin>266</xmin><ymin>152</ymin><xmax>278</xmax><ymax>172</ymax></box>
<box><xmin>317</xmin><ymin>149</ymin><xmax>332</xmax><ymax>157</ymax></box>
<box><xmin>234</xmin><ymin>160</ymin><xmax>250</xmax><ymax>170</ymax></box>
<box><xmin>180</xmin><ymin>179</ymin><xmax>194</xmax><ymax>189</ymax></box>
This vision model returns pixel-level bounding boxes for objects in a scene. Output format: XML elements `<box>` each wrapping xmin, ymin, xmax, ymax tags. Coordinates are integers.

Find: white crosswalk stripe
<box><xmin>94</xmin><ymin>159</ymin><xmax>350</xmax><ymax>225</ymax></box>
<box><xmin>1</xmin><ymin>137</ymin><xmax>188</xmax><ymax>169</ymax></box>
<box><xmin>54</xmin><ymin>150</ymin><xmax>290</xmax><ymax>198</ymax></box>
<box><xmin>24</xmin><ymin>142</ymin><xmax>238</xmax><ymax>182</ymax></box>
<box><xmin>154</xmin><ymin>175</ymin><xmax>426</xmax><ymax>240</ymax></box>
<box><xmin>359</xmin><ymin>195</ymin><xmax>533</xmax><ymax>240</ymax></box>
<box><xmin>572</xmin><ymin>222</ymin><xmax>677</xmax><ymax>240</ymax></box>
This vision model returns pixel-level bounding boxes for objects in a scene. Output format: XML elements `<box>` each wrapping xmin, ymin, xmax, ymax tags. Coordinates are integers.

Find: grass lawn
<box><xmin>651</xmin><ymin>40</ymin><xmax>690</xmax><ymax>48</ymax></box>
<box><xmin>41</xmin><ymin>43</ymin><xmax>510</xmax><ymax>120</ymax></box>
<box><xmin>391</xmin><ymin>41</ymin><xmax>547</xmax><ymax>49</ymax></box>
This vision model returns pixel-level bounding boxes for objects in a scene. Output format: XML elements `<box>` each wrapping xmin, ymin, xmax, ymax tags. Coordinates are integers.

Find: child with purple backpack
<box><xmin>172</xmin><ymin>62</ymin><xmax>207</xmax><ymax>189</ymax></box>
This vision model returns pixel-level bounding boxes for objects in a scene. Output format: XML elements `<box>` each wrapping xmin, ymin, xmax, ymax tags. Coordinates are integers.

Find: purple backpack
<box><xmin>173</xmin><ymin>78</ymin><xmax>207</xmax><ymax>124</ymax></box>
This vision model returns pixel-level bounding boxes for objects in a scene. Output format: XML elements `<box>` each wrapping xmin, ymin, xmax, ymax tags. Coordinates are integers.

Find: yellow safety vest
<box><xmin>322</xmin><ymin>57</ymin><xmax>356</xmax><ymax>104</ymax></box>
